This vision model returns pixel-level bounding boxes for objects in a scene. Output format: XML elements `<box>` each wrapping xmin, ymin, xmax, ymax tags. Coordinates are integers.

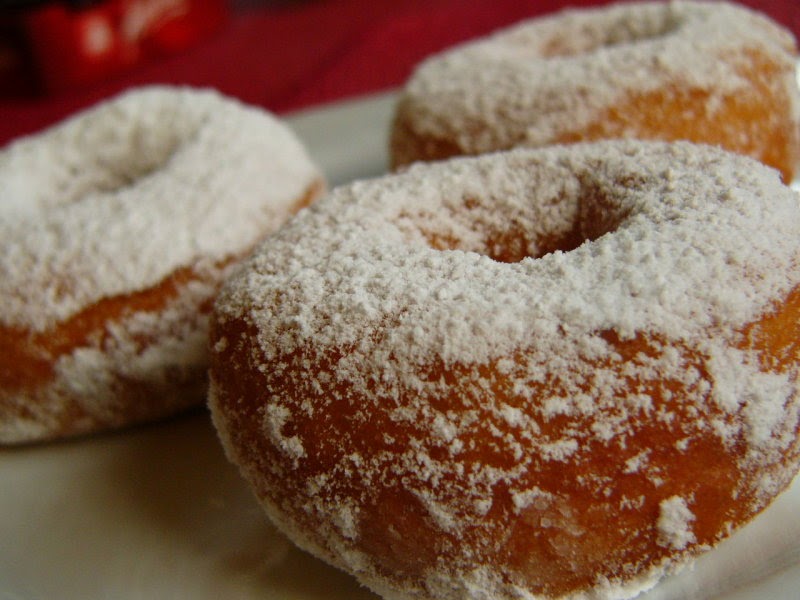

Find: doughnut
<box><xmin>209</xmin><ymin>140</ymin><xmax>800</xmax><ymax>600</ymax></box>
<box><xmin>0</xmin><ymin>86</ymin><xmax>324</xmax><ymax>444</ymax></box>
<box><xmin>390</xmin><ymin>1</ymin><xmax>800</xmax><ymax>183</ymax></box>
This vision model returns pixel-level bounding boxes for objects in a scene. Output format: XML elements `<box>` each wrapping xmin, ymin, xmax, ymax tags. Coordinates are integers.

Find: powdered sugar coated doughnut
<box><xmin>0</xmin><ymin>86</ymin><xmax>324</xmax><ymax>444</ymax></box>
<box><xmin>391</xmin><ymin>1</ymin><xmax>800</xmax><ymax>183</ymax></box>
<box><xmin>210</xmin><ymin>141</ymin><xmax>800</xmax><ymax>600</ymax></box>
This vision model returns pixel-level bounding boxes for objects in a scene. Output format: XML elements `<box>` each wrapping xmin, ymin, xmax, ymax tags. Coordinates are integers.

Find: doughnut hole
<box><xmin>11</xmin><ymin>116</ymin><xmax>191</xmax><ymax>215</ymax></box>
<box><xmin>413</xmin><ymin>176</ymin><xmax>632</xmax><ymax>263</ymax></box>
<box><xmin>535</xmin><ymin>9</ymin><xmax>681</xmax><ymax>58</ymax></box>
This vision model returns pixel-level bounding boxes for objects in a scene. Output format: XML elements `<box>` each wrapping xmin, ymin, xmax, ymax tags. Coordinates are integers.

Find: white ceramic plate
<box><xmin>1</xmin><ymin>91</ymin><xmax>799</xmax><ymax>600</ymax></box>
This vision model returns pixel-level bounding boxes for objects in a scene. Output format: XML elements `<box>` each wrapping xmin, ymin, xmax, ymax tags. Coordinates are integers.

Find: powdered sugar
<box><xmin>657</xmin><ymin>496</ymin><xmax>697</xmax><ymax>550</ymax></box>
<box><xmin>211</xmin><ymin>140</ymin><xmax>800</xmax><ymax>600</ymax></box>
<box><xmin>0</xmin><ymin>86</ymin><xmax>321</xmax><ymax>331</ymax></box>
<box><xmin>223</xmin><ymin>142</ymin><xmax>799</xmax><ymax>361</ymax></box>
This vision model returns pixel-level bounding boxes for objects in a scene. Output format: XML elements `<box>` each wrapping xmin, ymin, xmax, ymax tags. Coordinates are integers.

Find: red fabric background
<box><xmin>0</xmin><ymin>0</ymin><xmax>798</xmax><ymax>146</ymax></box>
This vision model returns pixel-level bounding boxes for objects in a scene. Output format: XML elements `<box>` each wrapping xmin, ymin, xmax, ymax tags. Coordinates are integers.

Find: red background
<box><xmin>0</xmin><ymin>0</ymin><xmax>798</xmax><ymax>147</ymax></box>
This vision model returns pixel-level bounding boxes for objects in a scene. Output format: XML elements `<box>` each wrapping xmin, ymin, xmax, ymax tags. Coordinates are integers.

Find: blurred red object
<box><xmin>3</xmin><ymin>0</ymin><xmax>228</xmax><ymax>94</ymax></box>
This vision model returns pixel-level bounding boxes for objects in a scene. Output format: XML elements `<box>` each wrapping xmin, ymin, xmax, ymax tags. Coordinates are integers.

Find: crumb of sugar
<box><xmin>657</xmin><ymin>496</ymin><xmax>697</xmax><ymax>551</ymax></box>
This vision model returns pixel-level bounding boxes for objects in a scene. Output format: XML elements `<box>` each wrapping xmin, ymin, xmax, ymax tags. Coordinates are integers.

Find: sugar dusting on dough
<box><xmin>392</xmin><ymin>0</ymin><xmax>800</xmax><ymax>165</ymax></box>
<box><xmin>0</xmin><ymin>86</ymin><xmax>321</xmax><ymax>331</ymax></box>
<box><xmin>210</xmin><ymin>141</ymin><xmax>800</xmax><ymax>600</ymax></box>
<box><xmin>0</xmin><ymin>86</ymin><xmax>322</xmax><ymax>443</ymax></box>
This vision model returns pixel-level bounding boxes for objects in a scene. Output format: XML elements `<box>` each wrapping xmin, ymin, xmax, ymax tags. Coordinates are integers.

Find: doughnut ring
<box><xmin>210</xmin><ymin>140</ymin><xmax>800</xmax><ymax>600</ymax></box>
<box><xmin>0</xmin><ymin>86</ymin><xmax>323</xmax><ymax>443</ymax></box>
<box><xmin>391</xmin><ymin>1</ymin><xmax>800</xmax><ymax>183</ymax></box>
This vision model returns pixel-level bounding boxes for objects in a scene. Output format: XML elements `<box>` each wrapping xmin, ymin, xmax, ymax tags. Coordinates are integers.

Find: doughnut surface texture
<box><xmin>0</xmin><ymin>86</ymin><xmax>323</xmax><ymax>443</ymax></box>
<box><xmin>210</xmin><ymin>141</ymin><xmax>800</xmax><ymax>600</ymax></box>
<box><xmin>390</xmin><ymin>1</ymin><xmax>800</xmax><ymax>183</ymax></box>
